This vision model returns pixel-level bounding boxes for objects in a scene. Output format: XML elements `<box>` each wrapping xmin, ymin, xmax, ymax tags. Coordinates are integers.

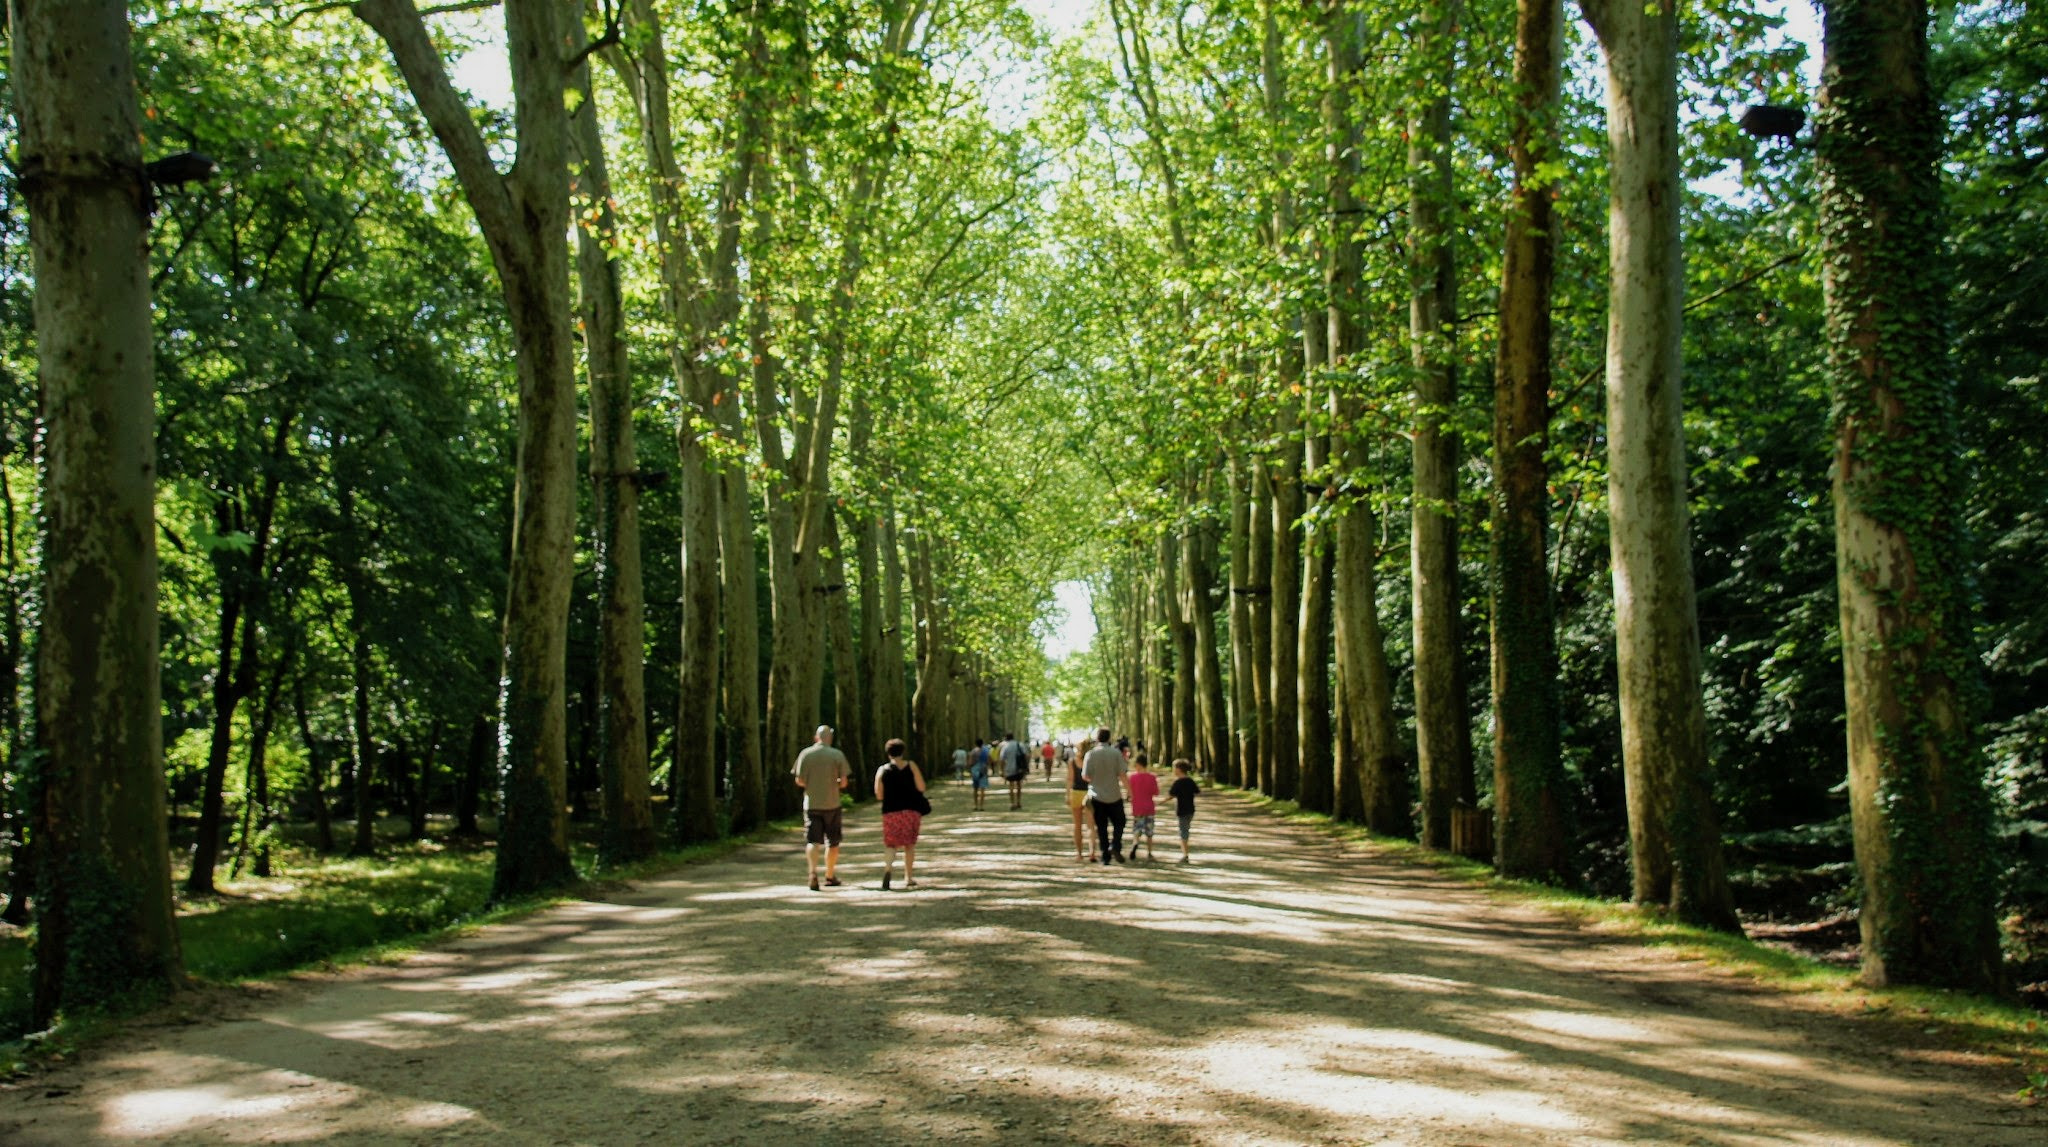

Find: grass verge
<box><xmin>1221</xmin><ymin>785</ymin><xmax>2048</xmax><ymax>1093</ymax></box>
<box><xmin>0</xmin><ymin>813</ymin><xmax>802</xmax><ymax>1074</ymax></box>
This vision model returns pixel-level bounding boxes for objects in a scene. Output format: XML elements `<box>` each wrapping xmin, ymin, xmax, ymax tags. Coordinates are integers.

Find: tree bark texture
<box><xmin>1583</xmin><ymin>0</ymin><xmax>1740</xmax><ymax>930</ymax></box>
<box><xmin>1817</xmin><ymin>0</ymin><xmax>2001</xmax><ymax>989</ymax></box>
<box><xmin>1328</xmin><ymin>1</ymin><xmax>1409</xmax><ymax>836</ymax></box>
<box><xmin>613</xmin><ymin>0</ymin><xmax>748</xmax><ymax>846</ymax></box>
<box><xmin>1226</xmin><ymin>451</ymin><xmax>1255</xmax><ymax>787</ymax></box>
<box><xmin>1490</xmin><ymin>0</ymin><xmax>1571</xmax><ymax>879</ymax></box>
<box><xmin>16</xmin><ymin>0</ymin><xmax>183</xmax><ymax>1025</ymax></box>
<box><xmin>1407</xmin><ymin>0</ymin><xmax>1474</xmax><ymax>851</ymax></box>
<box><xmin>356</xmin><ymin>0</ymin><xmax>579</xmax><ymax>899</ymax></box>
<box><xmin>1299</xmin><ymin>323</ymin><xmax>1335</xmax><ymax>814</ymax></box>
<box><xmin>1248</xmin><ymin>461</ymin><xmax>1275</xmax><ymax>792</ymax></box>
<box><xmin>570</xmin><ymin>36</ymin><xmax>655</xmax><ymax>864</ymax></box>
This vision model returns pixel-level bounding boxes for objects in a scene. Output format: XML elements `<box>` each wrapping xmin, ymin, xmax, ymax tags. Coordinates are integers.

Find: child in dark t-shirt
<box><xmin>1168</xmin><ymin>758</ymin><xmax>1199</xmax><ymax>864</ymax></box>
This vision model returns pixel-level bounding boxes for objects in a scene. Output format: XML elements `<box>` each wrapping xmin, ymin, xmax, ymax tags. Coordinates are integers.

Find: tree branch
<box><xmin>351</xmin><ymin>0</ymin><xmax>517</xmax><ymax>256</ymax></box>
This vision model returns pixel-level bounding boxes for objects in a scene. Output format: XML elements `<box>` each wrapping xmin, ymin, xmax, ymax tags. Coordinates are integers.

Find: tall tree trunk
<box><xmin>825</xmin><ymin>512</ymin><xmax>868</xmax><ymax>797</ymax></box>
<box><xmin>1227</xmin><ymin>451</ymin><xmax>1256</xmax><ymax>787</ymax></box>
<box><xmin>1182</xmin><ymin>506</ymin><xmax>1229</xmax><ymax>776</ymax></box>
<box><xmin>409</xmin><ymin>720</ymin><xmax>441</xmax><ymax>842</ymax></box>
<box><xmin>357</xmin><ymin>0</ymin><xmax>579</xmax><ymax>900</ymax></box>
<box><xmin>1583</xmin><ymin>0</ymin><xmax>1740</xmax><ymax>931</ymax></box>
<box><xmin>1408</xmin><ymin>0</ymin><xmax>1474</xmax><ymax>851</ymax></box>
<box><xmin>190</xmin><ymin>419</ymin><xmax>288</xmax><ymax>894</ymax></box>
<box><xmin>190</xmin><ymin>552</ymin><xmax>246</xmax><ymax>892</ymax></box>
<box><xmin>1327</xmin><ymin>0</ymin><xmax>1409</xmax><ymax>836</ymax></box>
<box><xmin>455</xmin><ymin>712</ymin><xmax>490</xmax><ymax>838</ymax></box>
<box><xmin>1817</xmin><ymin>0</ymin><xmax>2000</xmax><ymax>989</ymax></box>
<box><xmin>1299</xmin><ymin>324</ymin><xmax>1335</xmax><ymax>814</ymax></box>
<box><xmin>1490</xmin><ymin>0</ymin><xmax>1570</xmax><ymax>879</ymax></box>
<box><xmin>719</xmin><ymin>460</ymin><xmax>766</xmax><ymax>833</ymax></box>
<box><xmin>296</xmin><ymin>676</ymin><xmax>336</xmax><ymax>854</ymax></box>
<box><xmin>1269</xmin><ymin>417</ymin><xmax>1303</xmax><ymax>801</ymax></box>
<box><xmin>613</xmin><ymin>0</ymin><xmax>745</xmax><ymax>847</ymax></box>
<box><xmin>17</xmin><ymin>0</ymin><xmax>182</xmax><ymax>1024</ymax></box>
<box><xmin>1169</xmin><ymin>526</ymin><xmax>1198</xmax><ymax>766</ymax></box>
<box><xmin>1248</xmin><ymin>460</ymin><xmax>1275</xmax><ymax>792</ymax></box>
<box><xmin>346</xmin><ymin>592</ymin><xmax>376</xmax><ymax>857</ymax></box>
<box><xmin>878</xmin><ymin>492</ymin><xmax>911</xmax><ymax>744</ymax></box>
<box><xmin>0</xmin><ymin>450</ymin><xmax>32</xmax><ymax>926</ymax></box>
<box><xmin>571</xmin><ymin>35</ymin><xmax>656</xmax><ymax>864</ymax></box>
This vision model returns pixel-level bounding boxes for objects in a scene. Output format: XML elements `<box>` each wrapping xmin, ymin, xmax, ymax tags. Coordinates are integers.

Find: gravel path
<box><xmin>1</xmin><ymin>772</ymin><xmax>2040</xmax><ymax>1145</ymax></box>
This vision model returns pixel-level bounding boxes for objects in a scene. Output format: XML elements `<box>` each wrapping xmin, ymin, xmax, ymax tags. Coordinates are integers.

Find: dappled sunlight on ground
<box><xmin>1</xmin><ymin>773</ymin><xmax>2041</xmax><ymax>1145</ymax></box>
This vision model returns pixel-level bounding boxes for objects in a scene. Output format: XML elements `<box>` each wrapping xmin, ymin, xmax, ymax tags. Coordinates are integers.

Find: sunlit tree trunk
<box><xmin>357</xmin><ymin>0</ymin><xmax>578</xmax><ymax>899</ymax></box>
<box><xmin>612</xmin><ymin>0</ymin><xmax>748</xmax><ymax>845</ymax></box>
<box><xmin>1327</xmin><ymin>0</ymin><xmax>1408</xmax><ymax>835</ymax></box>
<box><xmin>1490</xmin><ymin>0</ymin><xmax>1570</xmax><ymax>879</ymax></box>
<box><xmin>1583</xmin><ymin>0</ymin><xmax>1739</xmax><ymax>930</ymax></box>
<box><xmin>17</xmin><ymin>0</ymin><xmax>182</xmax><ymax>1024</ymax></box>
<box><xmin>1817</xmin><ymin>0</ymin><xmax>2000</xmax><ymax>989</ymax></box>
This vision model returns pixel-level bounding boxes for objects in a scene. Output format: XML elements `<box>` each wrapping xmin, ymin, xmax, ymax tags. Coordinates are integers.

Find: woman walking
<box><xmin>1067</xmin><ymin>743</ymin><xmax>1095</xmax><ymax>862</ymax></box>
<box><xmin>875</xmin><ymin>738</ymin><xmax>928</xmax><ymax>890</ymax></box>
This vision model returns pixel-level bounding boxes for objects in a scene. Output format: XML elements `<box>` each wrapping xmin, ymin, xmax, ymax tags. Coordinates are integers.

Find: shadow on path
<box><xmin>0</xmin><ymin>773</ymin><xmax>2039</xmax><ymax>1145</ymax></box>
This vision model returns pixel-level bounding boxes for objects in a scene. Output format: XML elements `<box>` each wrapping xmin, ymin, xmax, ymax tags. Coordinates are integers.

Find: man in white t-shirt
<box><xmin>1081</xmin><ymin>727</ymin><xmax>1129</xmax><ymax>865</ymax></box>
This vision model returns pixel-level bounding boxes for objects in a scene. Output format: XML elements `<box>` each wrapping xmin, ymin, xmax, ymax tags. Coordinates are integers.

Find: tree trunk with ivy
<box><xmin>1490</xmin><ymin>0</ymin><xmax>1571</xmax><ymax>881</ymax></box>
<box><xmin>1817</xmin><ymin>0</ymin><xmax>2001</xmax><ymax>990</ymax></box>
<box><xmin>1583</xmin><ymin>0</ymin><xmax>1740</xmax><ymax>931</ymax></box>
<box><xmin>16</xmin><ymin>0</ymin><xmax>183</xmax><ymax>1026</ymax></box>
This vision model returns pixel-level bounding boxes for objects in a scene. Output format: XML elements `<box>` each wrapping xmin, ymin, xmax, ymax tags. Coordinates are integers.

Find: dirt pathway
<box><xmin>2</xmin><ymin>774</ymin><xmax>2040</xmax><ymax>1145</ymax></box>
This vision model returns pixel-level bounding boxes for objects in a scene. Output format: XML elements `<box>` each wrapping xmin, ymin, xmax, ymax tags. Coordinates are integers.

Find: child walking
<box><xmin>1168</xmin><ymin>759</ymin><xmax>1199</xmax><ymax>863</ymax></box>
<box><xmin>1125</xmin><ymin>754</ymin><xmax>1160</xmax><ymax>861</ymax></box>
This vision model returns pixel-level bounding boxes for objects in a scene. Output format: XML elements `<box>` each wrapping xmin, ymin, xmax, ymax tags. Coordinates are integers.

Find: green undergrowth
<box><xmin>0</xmin><ymin>813</ymin><xmax>803</xmax><ymax>1073</ymax></box>
<box><xmin>1222</xmin><ymin>786</ymin><xmax>2048</xmax><ymax>1083</ymax></box>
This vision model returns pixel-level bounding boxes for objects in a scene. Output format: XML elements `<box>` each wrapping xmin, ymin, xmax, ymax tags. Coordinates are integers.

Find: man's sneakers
<box><xmin>1113</xmin><ymin>851</ymin><xmax>1127</xmax><ymax>864</ymax></box>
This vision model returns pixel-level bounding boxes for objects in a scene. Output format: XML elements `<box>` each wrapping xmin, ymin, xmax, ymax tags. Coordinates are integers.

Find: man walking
<box><xmin>1082</xmin><ymin>727</ymin><xmax>1129</xmax><ymax>865</ymax></box>
<box><xmin>999</xmin><ymin>732</ymin><xmax>1029</xmax><ymax>810</ymax></box>
<box><xmin>792</xmin><ymin>725</ymin><xmax>850</xmax><ymax>891</ymax></box>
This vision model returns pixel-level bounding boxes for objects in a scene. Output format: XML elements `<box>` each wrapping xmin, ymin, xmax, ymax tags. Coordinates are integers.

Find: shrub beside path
<box><xmin>1</xmin><ymin>773</ymin><xmax>2042</xmax><ymax>1145</ymax></box>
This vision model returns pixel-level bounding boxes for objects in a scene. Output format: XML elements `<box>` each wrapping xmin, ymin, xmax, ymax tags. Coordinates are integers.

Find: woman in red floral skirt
<box><xmin>874</xmin><ymin>738</ymin><xmax>928</xmax><ymax>890</ymax></box>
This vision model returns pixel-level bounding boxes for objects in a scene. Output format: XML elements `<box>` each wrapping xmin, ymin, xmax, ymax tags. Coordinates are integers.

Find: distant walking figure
<box><xmin>1041</xmin><ymin>739</ymin><xmax>1056</xmax><ymax>781</ymax></box>
<box><xmin>999</xmin><ymin>732</ymin><xmax>1028</xmax><ymax>809</ymax></box>
<box><xmin>791</xmin><ymin>725</ymin><xmax>850</xmax><ymax>891</ymax></box>
<box><xmin>969</xmin><ymin>738</ymin><xmax>990</xmax><ymax>810</ymax></box>
<box><xmin>1169</xmin><ymin>758</ymin><xmax>1200</xmax><ymax>863</ymax></box>
<box><xmin>875</xmin><ymin>739</ymin><xmax>928</xmax><ymax>890</ymax></box>
<box><xmin>1082</xmin><ymin>727</ymin><xmax>1129</xmax><ymax>866</ymax></box>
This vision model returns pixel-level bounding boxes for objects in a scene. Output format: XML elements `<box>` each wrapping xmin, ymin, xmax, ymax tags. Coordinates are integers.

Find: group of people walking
<box><xmin>790</xmin><ymin>725</ymin><xmax>1200</xmax><ymax>891</ymax></box>
<box><xmin>1067</xmin><ymin>728</ymin><xmax>1199</xmax><ymax>865</ymax></box>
